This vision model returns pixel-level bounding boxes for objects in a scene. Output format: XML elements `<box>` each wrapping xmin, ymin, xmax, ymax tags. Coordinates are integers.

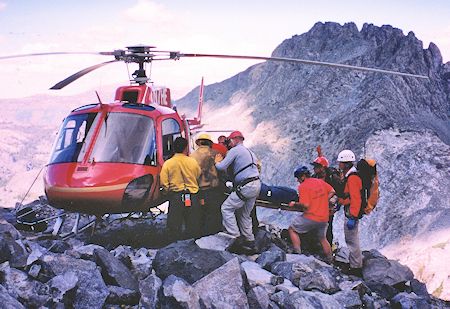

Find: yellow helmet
<box><xmin>195</xmin><ymin>133</ymin><xmax>213</xmax><ymax>145</ymax></box>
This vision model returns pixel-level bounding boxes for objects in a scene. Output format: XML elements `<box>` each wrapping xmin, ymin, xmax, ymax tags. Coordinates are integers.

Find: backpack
<box><xmin>356</xmin><ymin>158</ymin><xmax>380</xmax><ymax>216</ymax></box>
<box><xmin>325</xmin><ymin>167</ymin><xmax>345</xmax><ymax>198</ymax></box>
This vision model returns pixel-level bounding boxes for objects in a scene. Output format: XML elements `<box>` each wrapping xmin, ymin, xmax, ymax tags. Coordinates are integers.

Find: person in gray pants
<box><xmin>215</xmin><ymin>131</ymin><xmax>261</xmax><ymax>253</ymax></box>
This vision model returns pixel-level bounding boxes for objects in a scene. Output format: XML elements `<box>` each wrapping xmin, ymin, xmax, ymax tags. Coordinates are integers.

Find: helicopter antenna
<box><xmin>95</xmin><ymin>91</ymin><xmax>103</xmax><ymax>104</ymax></box>
<box><xmin>197</xmin><ymin>77</ymin><xmax>204</xmax><ymax>124</ymax></box>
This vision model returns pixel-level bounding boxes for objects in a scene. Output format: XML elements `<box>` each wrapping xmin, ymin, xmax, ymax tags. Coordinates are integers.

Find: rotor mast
<box><xmin>120</xmin><ymin>45</ymin><xmax>156</xmax><ymax>85</ymax></box>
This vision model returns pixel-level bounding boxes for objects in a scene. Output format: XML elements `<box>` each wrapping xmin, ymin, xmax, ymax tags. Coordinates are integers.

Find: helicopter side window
<box><xmin>161</xmin><ymin>118</ymin><xmax>182</xmax><ymax>161</ymax></box>
<box><xmin>49</xmin><ymin>113</ymin><xmax>98</xmax><ymax>164</ymax></box>
<box><xmin>89</xmin><ymin>113</ymin><xmax>156</xmax><ymax>165</ymax></box>
<box><xmin>121</xmin><ymin>90</ymin><xmax>139</xmax><ymax>103</ymax></box>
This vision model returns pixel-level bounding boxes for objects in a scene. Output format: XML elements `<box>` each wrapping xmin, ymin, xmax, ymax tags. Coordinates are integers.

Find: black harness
<box><xmin>232</xmin><ymin>148</ymin><xmax>260</xmax><ymax>201</ymax></box>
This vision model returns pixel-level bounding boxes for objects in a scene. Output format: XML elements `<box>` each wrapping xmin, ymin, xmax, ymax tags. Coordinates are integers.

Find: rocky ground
<box><xmin>1</xmin><ymin>202</ymin><xmax>449</xmax><ymax>309</ymax></box>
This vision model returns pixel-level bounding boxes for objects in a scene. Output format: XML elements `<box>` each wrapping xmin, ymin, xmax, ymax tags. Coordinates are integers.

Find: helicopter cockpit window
<box><xmin>161</xmin><ymin>118</ymin><xmax>182</xmax><ymax>160</ymax></box>
<box><xmin>89</xmin><ymin>113</ymin><xmax>156</xmax><ymax>165</ymax></box>
<box><xmin>49</xmin><ymin>113</ymin><xmax>99</xmax><ymax>164</ymax></box>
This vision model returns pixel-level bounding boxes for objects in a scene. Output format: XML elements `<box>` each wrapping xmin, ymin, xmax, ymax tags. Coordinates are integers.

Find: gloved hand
<box><xmin>225</xmin><ymin>181</ymin><xmax>233</xmax><ymax>189</ymax></box>
<box><xmin>214</xmin><ymin>153</ymin><xmax>224</xmax><ymax>164</ymax></box>
<box><xmin>346</xmin><ymin>218</ymin><xmax>357</xmax><ymax>230</ymax></box>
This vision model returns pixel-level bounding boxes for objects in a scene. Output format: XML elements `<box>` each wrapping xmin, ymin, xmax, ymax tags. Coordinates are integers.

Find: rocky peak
<box><xmin>175</xmin><ymin>22</ymin><xmax>450</xmax><ymax>298</ymax></box>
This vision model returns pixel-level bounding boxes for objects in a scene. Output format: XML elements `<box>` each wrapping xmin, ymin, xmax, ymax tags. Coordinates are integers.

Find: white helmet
<box><xmin>337</xmin><ymin>149</ymin><xmax>356</xmax><ymax>162</ymax></box>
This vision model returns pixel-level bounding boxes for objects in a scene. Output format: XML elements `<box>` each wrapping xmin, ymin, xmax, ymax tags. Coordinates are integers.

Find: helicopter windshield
<box><xmin>49</xmin><ymin>113</ymin><xmax>99</xmax><ymax>164</ymax></box>
<box><xmin>89</xmin><ymin>113</ymin><xmax>156</xmax><ymax>165</ymax></box>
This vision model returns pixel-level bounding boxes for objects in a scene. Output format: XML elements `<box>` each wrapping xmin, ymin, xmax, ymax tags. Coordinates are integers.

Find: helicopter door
<box><xmin>161</xmin><ymin>118</ymin><xmax>182</xmax><ymax>161</ymax></box>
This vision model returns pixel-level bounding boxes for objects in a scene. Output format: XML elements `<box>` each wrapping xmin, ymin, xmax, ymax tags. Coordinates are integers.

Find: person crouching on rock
<box><xmin>288</xmin><ymin>165</ymin><xmax>336</xmax><ymax>263</ymax></box>
<box><xmin>160</xmin><ymin>137</ymin><xmax>201</xmax><ymax>242</ymax></box>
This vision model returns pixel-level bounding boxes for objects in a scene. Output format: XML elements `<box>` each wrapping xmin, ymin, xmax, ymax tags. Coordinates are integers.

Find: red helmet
<box><xmin>312</xmin><ymin>156</ymin><xmax>329</xmax><ymax>167</ymax></box>
<box><xmin>228</xmin><ymin>130</ymin><xmax>244</xmax><ymax>140</ymax></box>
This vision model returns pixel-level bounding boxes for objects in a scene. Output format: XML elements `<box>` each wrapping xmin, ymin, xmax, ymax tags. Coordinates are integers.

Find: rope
<box><xmin>18</xmin><ymin>165</ymin><xmax>44</xmax><ymax>207</ymax></box>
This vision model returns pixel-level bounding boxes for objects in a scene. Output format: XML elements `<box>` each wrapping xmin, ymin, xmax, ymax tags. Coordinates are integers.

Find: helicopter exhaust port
<box><xmin>122</xmin><ymin>174</ymin><xmax>154</xmax><ymax>209</ymax></box>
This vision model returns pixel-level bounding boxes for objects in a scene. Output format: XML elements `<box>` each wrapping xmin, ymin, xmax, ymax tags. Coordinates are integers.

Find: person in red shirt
<box><xmin>336</xmin><ymin>149</ymin><xmax>363</xmax><ymax>277</ymax></box>
<box><xmin>212</xmin><ymin>135</ymin><xmax>229</xmax><ymax>156</ymax></box>
<box><xmin>288</xmin><ymin>165</ymin><xmax>336</xmax><ymax>262</ymax></box>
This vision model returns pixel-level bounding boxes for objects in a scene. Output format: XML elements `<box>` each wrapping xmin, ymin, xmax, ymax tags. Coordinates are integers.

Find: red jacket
<box><xmin>339</xmin><ymin>174</ymin><xmax>362</xmax><ymax>218</ymax></box>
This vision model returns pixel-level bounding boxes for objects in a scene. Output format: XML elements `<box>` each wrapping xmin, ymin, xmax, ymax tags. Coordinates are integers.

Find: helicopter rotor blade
<box><xmin>176</xmin><ymin>53</ymin><xmax>428</xmax><ymax>79</ymax></box>
<box><xmin>50</xmin><ymin>60</ymin><xmax>119</xmax><ymax>90</ymax></box>
<box><xmin>0</xmin><ymin>51</ymin><xmax>114</xmax><ymax>60</ymax></box>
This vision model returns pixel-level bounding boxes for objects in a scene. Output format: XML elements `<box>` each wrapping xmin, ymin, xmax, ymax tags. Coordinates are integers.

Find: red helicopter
<box><xmin>1</xmin><ymin>45</ymin><xmax>428</xmax><ymax>220</ymax></box>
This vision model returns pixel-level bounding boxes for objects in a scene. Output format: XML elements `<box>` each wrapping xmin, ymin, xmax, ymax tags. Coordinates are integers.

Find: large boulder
<box><xmin>0</xmin><ymin>284</ymin><xmax>25</xmax><ymax>309</ymax></box>
<box><xmin>139</xmin><ymin>273</ymin><xmax>163</xmax><ymax>309</ymax></box>
<box><xmin>242</xmin><ymin>260</ymin><xmax>276</xmax><ymax>287</ymax></box>
<box><xmin>106</xmin><ymin>285</ymin><xmax>140</xmax><ymax>306</ymax></box>
<box><xmin>0</xmin><ymin>262</ymin><xmax>50</xmax><ymax>307</ymax></box>
<box><xmin>195</xmin><ymin>232</ymin><xmax>236</xmax><ymax>251</ymax></box>
<box><xmin>45</xmin><ymin>271</ymin><xmax>78</xmax><ymax>304</ymax></box>
<box><xmin>284</xmin><ymin>290</ymin><xmax>341</xmax><ymax>308</ymax></box>
<box><xmin>248</xmin><ymin>286</ymin><xmax>270</xmax><ymax>309</ymax></box>
<box><xmin>0</xmin><ymin>224</ymin><xmax>28</xmax><ymax>268</ymax></box>
<box><xmin>255</xmin><ymin>244</ymin><xmax>286</xmax><ymax>271</ymax></box>
<box><xmin>0</xmin><ymin>219</ymin><xmax>22</xmax><ymax>240</ymax></box>
<box><xmin>391</xmin><ymin>292</ymin><xmax>430</xmax><ymax>308</ymax></box>
<box><xmin>153</xmin><ymin>239</ymin><xmax>234</xmax><ymax>284</ymax></box>
<box><xmin>159</xmin><ymin>275</ymin><xmax>202</xmax><ymax>309</ymax></box>
<box><xmin>129</xmin><ymin>247</ymin><xmax>157</xmax><ymax>280</ymax></box>
<box><xmin>363</xmin><ymin>256</ymin><xmax>414</xmax><ymax>299</ymax></box>
<box><xmin>272</xmin><ymin>255</ymin><xmax>339</xmax><ymax>293</ymax></box>
<box><xmin>94</xmin><ymin>247</ymin><xmax>139</xmax><ymax>291</ymax></box>
<box><xmin>332</xmin><ymin>290</ymin><xmax>363</xmax><ymax>308</ymax></box>
<box><xmin>38</xmin><ymin>253</ymin><xmax>109</xmax><ymax>309</ymax></box>
<box><xmin>193</xmin><ymin>258</ymin><xmax>249</xmax><ymax>308</ymax></box>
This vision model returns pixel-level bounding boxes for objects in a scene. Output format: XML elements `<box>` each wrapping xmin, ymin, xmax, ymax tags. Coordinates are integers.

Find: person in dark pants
<box><xmin>191</xmin><ymin>133</ymin><xmax>224</xmax><ymax>236</ymax></box>
<box><xmin>160</xmin><ymin>137</ymin><xmax>201</xmax><ymax>241</ymax></box>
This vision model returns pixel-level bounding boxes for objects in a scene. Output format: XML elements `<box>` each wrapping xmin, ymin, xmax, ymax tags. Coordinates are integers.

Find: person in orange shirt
<box><xmin>336</xmin><ymin>149</ymin><xmax>363</xmax><ymax>277</ymax></box>
<box><xmin>288</xmin><ymin>165</ymin><xmax>336</xmax><ymax>262</ymax></box>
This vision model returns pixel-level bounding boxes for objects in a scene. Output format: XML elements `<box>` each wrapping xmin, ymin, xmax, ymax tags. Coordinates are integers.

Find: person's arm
<box><xmin>328</xmin><ymin>190</ymin><xmax>337</xmax><ymax>203</ymax></box>
<box><xmin>160</xmin><ymin>162</ymin><xmax>170</xmax><ymax>192</ymax></box>
<box><xmin>215</xmin><ymin>148</ymin><xmax>236</xmax><ymax>171</ymax></box>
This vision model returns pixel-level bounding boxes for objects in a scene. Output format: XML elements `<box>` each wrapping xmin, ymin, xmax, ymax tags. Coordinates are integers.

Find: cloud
<box><xmin>124</xmin><ymin>0</ymin><xmax>173</xmax><ymax>24</ymax></box>
<box><xmin>0</xmin><ymin>2</ymin><xmax>6</xmax><ymax>11</ymax></box>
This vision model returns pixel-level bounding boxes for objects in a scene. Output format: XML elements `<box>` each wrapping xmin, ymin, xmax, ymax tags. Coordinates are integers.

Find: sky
<box><xmin>0</xmin><ymin>0</ymin><xmax>449</xmax><ymax>100</ymax></box>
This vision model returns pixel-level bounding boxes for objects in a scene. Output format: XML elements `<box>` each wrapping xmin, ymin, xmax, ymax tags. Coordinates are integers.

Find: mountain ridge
<box><xmin>175</xmin><ymin>21</ymin><xmax>450</xmax><ymax>299</ymax></box>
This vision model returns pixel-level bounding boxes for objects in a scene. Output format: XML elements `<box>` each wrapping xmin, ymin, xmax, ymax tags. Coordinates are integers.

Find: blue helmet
<box><xmin>294</xmin><ymin>165</ymin><xmax>310</xmax><ymax>178</ymax></box>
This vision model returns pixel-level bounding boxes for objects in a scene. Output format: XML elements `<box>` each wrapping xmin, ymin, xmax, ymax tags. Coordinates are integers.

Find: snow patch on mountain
<box><xmin>382</xmin><ymin>228</ymin><xmax>450</xmax><ymax>300</ymax></box>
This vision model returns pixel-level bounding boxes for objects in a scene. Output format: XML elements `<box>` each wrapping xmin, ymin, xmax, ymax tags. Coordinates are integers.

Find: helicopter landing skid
<box><xmin>16</xmin><ymin>203</ymin><xmax>167</xmax><ymax>241</ymax></box>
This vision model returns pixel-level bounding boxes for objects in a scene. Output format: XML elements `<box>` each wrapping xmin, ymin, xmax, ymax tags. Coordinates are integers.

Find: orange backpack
<box><xmin>357</xmin><ymin>158</ymin><xmax>380</xmax><ymax>216</ymax></box>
